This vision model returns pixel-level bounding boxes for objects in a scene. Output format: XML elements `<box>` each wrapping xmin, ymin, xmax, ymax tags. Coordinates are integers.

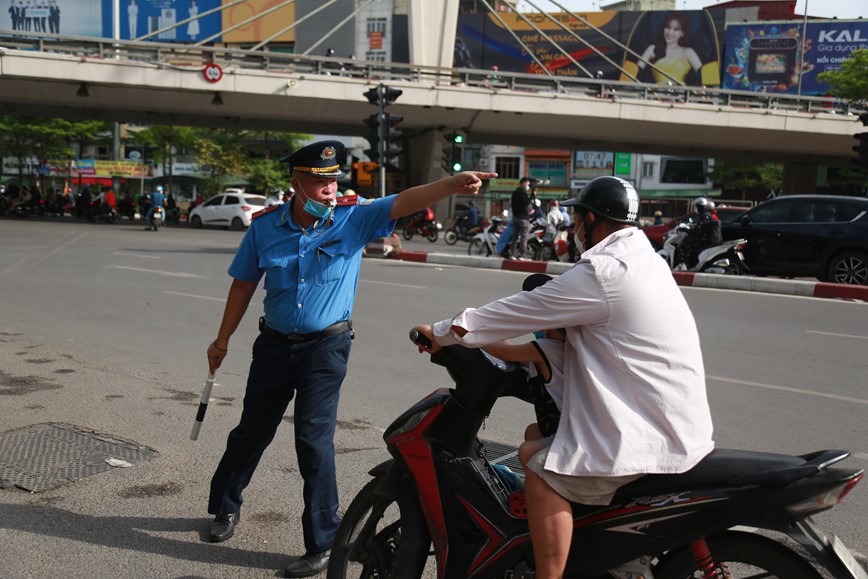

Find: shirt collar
<box><xmin>583</xmin><ymin>227</ymin><xmax>637</xmax><ymax>256</ymax></box>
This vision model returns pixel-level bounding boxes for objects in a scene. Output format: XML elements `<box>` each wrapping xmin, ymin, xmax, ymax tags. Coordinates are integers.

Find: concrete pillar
<box><xmin>406</xmin><ymin>130</ymin><xmax>455</xmax><ymax>220</ymax></box>
<box><xmin>782</xmin><ymin>164</ymin><xmax>819</xmax><ymax>195</ymax></box>
<box><xmin>407</xmin><ymin>0</ymin><xmax>459</xmax><ymax>71</ymax></box>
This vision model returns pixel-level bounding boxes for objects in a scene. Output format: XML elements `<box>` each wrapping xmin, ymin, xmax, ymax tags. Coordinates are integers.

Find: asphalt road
<box><xmin>0</xmin><ymin>216</ymin><xmax>866</xmax><ymax>578</ymax></box>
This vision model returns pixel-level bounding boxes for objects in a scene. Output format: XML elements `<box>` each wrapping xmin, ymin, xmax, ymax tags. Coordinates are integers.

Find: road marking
<box><xmin>807</xmin><ymin>330</ymin><xmax>868</xmax><ymax>341</ymax></box>
<box><xmin>163</xmin><ymin>291</ymin><xmax>225</xmax><ymax>302</ymax></box>
<box><xmin>360</xmin><ymin>279</ymin><xmax>427</xmax><ymax>290</ymax></box>
<box><xmin>113</xmin><ymin>251</ymin><xmax>159</xmax><ymax>259</ymax></box>
<box><xmin>707</xmin><ymin>375</ymin><xmax>868</xmax><ymax>406</ymax></box>
<box><xmin>112</xmin><ymin>265</ymin><xmax>206</xmax><ymax>279</ymax></box>
<box><xmin>854</xmin><ymin>453</ymin><xmax>868</xmax><ymax>462</ymax></box>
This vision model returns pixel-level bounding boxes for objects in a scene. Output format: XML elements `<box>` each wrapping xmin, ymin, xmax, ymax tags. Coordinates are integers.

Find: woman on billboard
<box><xmin>623</xmin><ymin>11</ymin><xmax>721</xmax><ymax>87</ymax></box>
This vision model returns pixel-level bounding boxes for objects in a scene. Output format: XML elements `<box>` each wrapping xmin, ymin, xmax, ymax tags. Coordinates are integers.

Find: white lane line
<box><xmin>112</xmin><ymin>265</ymin><xmax>206</xmax><ymax>279</ymax></box>
<box><xmin>807</xmin><ymin>330</ymin><xmax>868</xmax><ymax>341</ymax></box>
<box><xmin>360</xmin><ymin>279</ymin><xmax>427</xmax><ymax>290</ymax></box>
<box><xmin>854</xmin><ymin>453</ymin><xmax>868</xmax><ymax>462</ymax></box>
<box><xmin>164</xmin><ymin>291</ymin><xmax>225</xmax><ymax>302</ymax></box>
<box><xmin>707</xmin><ymin>375</ymin><xmax>868</xmax><ymax>406</ymax></box>
<box><xmin>113</xmin><ymin>251</ymin><xmax>159</xmax><ymax>259</ymax></box>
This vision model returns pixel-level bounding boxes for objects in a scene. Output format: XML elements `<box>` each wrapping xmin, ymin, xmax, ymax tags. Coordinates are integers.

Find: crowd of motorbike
<box><xmin>404</xmin><ymin>196</ymin><xmax>750</xmax><ymax>275</ymax></box>
<box><xmin>0</xmin><ymin>185</ymin><xmax>181</xmax><ymax>229</ymax></box>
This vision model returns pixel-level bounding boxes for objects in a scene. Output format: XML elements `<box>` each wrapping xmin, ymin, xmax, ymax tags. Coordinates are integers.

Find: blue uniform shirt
<box><xmin>152</xmin><ymin>191</ymin><xmax>165</xmax><ymax>207</ymax></box>
<box><xmin>228</xmin><ymin>195</ymin><xmax>397</xmax><ymax>334</ymax></box>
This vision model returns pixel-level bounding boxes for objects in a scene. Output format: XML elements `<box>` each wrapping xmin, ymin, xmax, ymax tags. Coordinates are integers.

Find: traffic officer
<box><xmin>204</xmin><ymin>139</ymin><xmax>495</xmax><ymax>578</ymax></box>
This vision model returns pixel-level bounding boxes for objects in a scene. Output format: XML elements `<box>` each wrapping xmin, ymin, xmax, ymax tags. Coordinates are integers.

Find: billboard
<box><xmin>221</xmin><ymin>0</ymin><xmax>296</xmax><ymax>44</ymax></box>
<box><xmin>722</xmin><ymin>20</ymin><xmax>868</xmax><ymax>95</ymax></box>
<box><xmin>573</xmin><ymin>151</ymin><xmax>613</xmax><ymax>179</ymax></box>
<box><xmin>101</xmin><ymin>0</ymin><xmax>223</xmax><ymax>42</ymax></box>
<box><xmin>455</xmin><ymin>10</ymin><xmax>724</xmax><ymax>86</ymax></box>
<box><xmin>2</xmin><ymin>0</ymin><xmax>103</xmax><ymax>37</ymax></box>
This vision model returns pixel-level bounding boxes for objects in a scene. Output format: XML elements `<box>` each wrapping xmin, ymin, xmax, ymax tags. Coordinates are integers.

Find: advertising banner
<box><xmin>573</xmin><ymin>151</ymin><xmax>613</xmax><ymax>178</ymax></box>
<box><xmin>455</xmin><ymin>10</ymin><xmax>724</xmax><ymax>86</ymax></box>
<box><xmin>69</xmin><ymin>159</ymin><xmax>151</xmax><ymax>178</ymax></box>
<box><xmin>2</xmin><ymin>0</ymin><xmax>103</xmax><ymax>37</ymax></box>
<box><xmin>221</xmin><ymin>0</ymin><xmax>296</xmax><ymax>44</ymax></box>
<box><xmin>722</xmin><ymin>20</ymin><xmax>868</xmax><ymax>95</ymax></box>
<box><xmin>101</xmin><ymin>0</ymin><xmax>223</xmax><ymax>42</ymax></box>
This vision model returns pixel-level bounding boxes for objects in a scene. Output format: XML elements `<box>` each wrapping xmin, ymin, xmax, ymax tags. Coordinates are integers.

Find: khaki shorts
<box><xmin>525</xmin><ymin>438</ymin><xmax>643</xmax><ymax>506</ymax></box>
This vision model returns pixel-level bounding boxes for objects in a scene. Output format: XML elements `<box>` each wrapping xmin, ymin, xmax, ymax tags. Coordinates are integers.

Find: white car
<box><xmin>188</xmin><ymin>193</ymin><xmax>268</xmax><ymax>230</ymax></box>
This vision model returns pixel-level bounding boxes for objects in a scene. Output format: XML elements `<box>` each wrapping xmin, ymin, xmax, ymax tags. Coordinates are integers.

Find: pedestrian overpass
<box><xmin>0</xmin><ymin>0</ymin><xmax>863</xmax><ymax>192</ymax></box>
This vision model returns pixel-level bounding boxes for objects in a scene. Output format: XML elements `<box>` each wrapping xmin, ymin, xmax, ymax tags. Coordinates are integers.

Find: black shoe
<box><xmin>207</xmin><ymin>511</ymin><xmax>240</xmax><ymax>543</ymax></box>
<box><xmin>284</xmin><ymin>550</ymin><xmax>330</xmax><ymax>578</ymax></box>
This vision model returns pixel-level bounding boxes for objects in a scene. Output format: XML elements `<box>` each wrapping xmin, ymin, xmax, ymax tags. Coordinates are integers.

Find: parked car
<box><xmin>721</xmin><ymin>195</ymin><xmax>868</xmax><ymax>285</ymax></box>
<box><xmin>642</xmin><ymin>206</ymin><xmax>748</xmax><ymax>250</ymax></box>
<box><xmin>188</xmin><ymin>193</ymin><xmax>267</xmax><ymax>230</ymax></box>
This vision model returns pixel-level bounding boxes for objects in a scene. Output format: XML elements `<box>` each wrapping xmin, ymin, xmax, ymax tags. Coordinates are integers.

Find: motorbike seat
<box><xmin>610</xmin><ymin>448</ymin><xmax>850</xmax><ymax>501</ymax></box>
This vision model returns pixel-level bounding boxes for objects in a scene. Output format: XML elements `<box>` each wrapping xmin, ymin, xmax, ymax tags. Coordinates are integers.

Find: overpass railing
<box><xmin>1</xmin><ymin>30</ymin><xmax>863</xmax><ymax>116</ymax></box>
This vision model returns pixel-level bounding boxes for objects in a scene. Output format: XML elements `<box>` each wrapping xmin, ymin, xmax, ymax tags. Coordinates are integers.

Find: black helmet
<box><xmin>561</xmin><ymin>176</ymin><xmax>639</xmax><ymax>224</ymax></box>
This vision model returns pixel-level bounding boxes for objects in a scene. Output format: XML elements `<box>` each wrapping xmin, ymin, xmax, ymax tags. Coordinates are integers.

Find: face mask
<box><xmin>296</xmin><ymin>181</ymin><xmax>335</xmax><ymax>220</ymax></box>
<box><xmin>533</xmin><ymin>331</ymin><xmax>546</xmax><ymax>340</ymax></box>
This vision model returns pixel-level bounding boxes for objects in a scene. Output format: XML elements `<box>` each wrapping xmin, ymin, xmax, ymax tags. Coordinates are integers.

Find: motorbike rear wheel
<box><xmin>402</xmin><ymin>227</ymin><xmax>414</xmax><ymax>241</ymax></box>
<box><xmin>444</xmin><ymin>230</ymin><xmax>458</xmax><ymax>245</ymax></box>
<box><xmin>653</xmin><ymin>531</ymin><xmax>822</xmax><ymax>579</ymax></box>
<box><xmin>328</xmin><ymin>477</ymin><xmax>431</xmax><ymax>579</ymax></box>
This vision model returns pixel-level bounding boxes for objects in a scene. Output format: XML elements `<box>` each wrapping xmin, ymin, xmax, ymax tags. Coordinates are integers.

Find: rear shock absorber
<box><xmin>690</xmin><ymin>539</ymin><xmax>732</xmax><ymax>578</ymax></box>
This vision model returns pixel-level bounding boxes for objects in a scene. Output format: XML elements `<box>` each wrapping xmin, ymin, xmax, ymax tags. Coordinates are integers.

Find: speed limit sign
<box><xmin>203</xmin><ymin>63</ymin><xmax>223</xmax><ymax>83</ymax></box>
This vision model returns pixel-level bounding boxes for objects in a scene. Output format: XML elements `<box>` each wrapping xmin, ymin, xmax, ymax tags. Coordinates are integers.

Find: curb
<box><xmin>386</xmin><ymin>250</ymin><xmax>868</xmax><ymax>303</ymax></box>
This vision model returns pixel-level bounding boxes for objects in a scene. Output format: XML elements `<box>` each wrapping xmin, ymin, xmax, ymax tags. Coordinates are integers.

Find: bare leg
<box><xmin>524</xmin><ymin>422</ymin><xmax>542</xmax><ymax>441</ymax></box>
<box><xmin>518</xmin><ymin>439</ymin><xmax>572</xmax><ymax>579</ymax></box>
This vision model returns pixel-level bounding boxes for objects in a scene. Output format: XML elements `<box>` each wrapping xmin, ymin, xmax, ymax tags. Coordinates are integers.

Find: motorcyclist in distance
<box><xmin>674</xmin><ymin>196</ymin><xmax>715</xmax><ymax>270</ymax></box>
<box><xmin>455</xmin><ymin>199</ymin><xmax>480</xmax><ymax>235</ymax></box>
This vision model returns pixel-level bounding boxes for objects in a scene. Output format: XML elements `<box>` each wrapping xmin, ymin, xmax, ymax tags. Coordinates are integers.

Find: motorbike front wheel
<box><xmin>653</xmin><ymin>531</ymin><xmax>822</xmax><ymax>579</ymax></box>
<box><xmin>425</xmin><ymin>228</ymin><xmax>439</xmax><ymax>243</ymax></box>
<box><xmin>468</xmin><ymin>238</ymin><xmax>492</xmax><ymax>257</ymax></box>
<box><xmin>328</xmin><ymin>477</ymin><xmax>431</xmax><ymax>579</ymax></box>
<box><xmin>444</xmin><ymin>230</ymin><xmax>458</xmax><ymax>245</ymax></box>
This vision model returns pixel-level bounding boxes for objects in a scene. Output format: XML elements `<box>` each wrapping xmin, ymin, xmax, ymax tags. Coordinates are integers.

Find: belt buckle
<box><xmin>287</xmin><ymin>333</ymin><xmax>305</xmax><ymax>344</ymax></box>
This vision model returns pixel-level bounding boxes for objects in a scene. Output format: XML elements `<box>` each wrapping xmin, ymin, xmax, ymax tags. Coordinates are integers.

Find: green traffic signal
<box><xmin>452</xmin><ymin>161</ymin><xmax>463</xmax><ymax>172</ymax></box>
<box><xmin>453</xmin><ymin>134</ymin><xmax>465</xmax><ymax>144</ymax></box>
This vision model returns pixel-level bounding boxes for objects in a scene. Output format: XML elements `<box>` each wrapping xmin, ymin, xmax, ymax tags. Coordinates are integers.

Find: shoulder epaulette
<box><xmin>251</xmin><ymin>204</ymin><xmax>280</xmax><ymax>220</ymax></box>
<box><xmin>336</xmin><ymin>195</ymin><xmax>359</xmax><ymax>207</ymax></box>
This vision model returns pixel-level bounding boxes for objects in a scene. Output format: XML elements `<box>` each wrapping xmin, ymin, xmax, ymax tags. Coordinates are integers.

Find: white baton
<box><xmin>190</xmin><ymin>373</ymin><xmax>216</xmax><ymax>441</ymax></box>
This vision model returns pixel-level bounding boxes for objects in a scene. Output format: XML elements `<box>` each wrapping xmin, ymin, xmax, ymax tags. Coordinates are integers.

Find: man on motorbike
<box><xmin>674</xmin><ymin>196</ymin><xmax>716</xmax><ymax>270</ymax></box>
<box><xmin>414</xmin><ymin>176</ymin><xmax>714</xmax><ymax>579</ymax></box>
<box><xmin>145</xmin><ymin>185</ymin><xmax>166</xmax><ymax>231</ymax></box>
<box><xmin>455</xmin><ymin>199</ymin><xmax>479</xmax><ymax>235</ymax></box>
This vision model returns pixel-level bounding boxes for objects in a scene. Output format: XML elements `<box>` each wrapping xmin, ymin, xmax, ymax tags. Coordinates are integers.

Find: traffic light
<box><xmin>362</xmin><ymin>84</ymin><xmax>403</xmax><ymax>167</ymax></box>
<box><xmin>363</xmin><ymin>114</ymin><xmax>381</xmax><ymax>164</ymax></box>
<box><xmin>441</xmin><ymin>131</ymin><xmax>465</xmax><ymax>175</ymax></box>
<box><xmin>853</xmin><ymin>133</ymin><xmax>868</xmax><ymax>170</ymax></box>
<box><xmin>854</xmin><ymin>112</ymin><xmax>868</xmax><ymax>170</ymax></box>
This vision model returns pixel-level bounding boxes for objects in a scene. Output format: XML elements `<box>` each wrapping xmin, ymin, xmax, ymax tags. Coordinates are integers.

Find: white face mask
<box><xmin>573</xmin><ymin>219</ymin><xmax>586</xmax><ymax>254</ymax></box>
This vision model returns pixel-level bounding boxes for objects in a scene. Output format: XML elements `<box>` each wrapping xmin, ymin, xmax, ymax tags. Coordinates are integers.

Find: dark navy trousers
<box><xmin>208</xmin><ymin>329</ymin><xmax>351</xmax><ymax>553</ymax></box>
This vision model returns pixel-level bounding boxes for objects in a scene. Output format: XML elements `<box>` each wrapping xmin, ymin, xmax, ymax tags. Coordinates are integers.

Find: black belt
<box><xmin>259</xmin><ymin>318</ymin><xmax>352</xmax><ymax>343</ymax></box>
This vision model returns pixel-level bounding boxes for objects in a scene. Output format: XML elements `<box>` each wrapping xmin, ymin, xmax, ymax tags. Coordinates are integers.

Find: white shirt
<box><xmin>529</xmin><ymin>338</ymin><xmax>565</xmax><ymax>411</ymax></box>
<box><xmin>547</xmin><ymin>207</ymin><xmax>564</xmax><ymax>227</ymax></box>
<box><xmin>433</xmin><ymin>228</ymin><xmax>714</xmax><ymax>477</ymax></box>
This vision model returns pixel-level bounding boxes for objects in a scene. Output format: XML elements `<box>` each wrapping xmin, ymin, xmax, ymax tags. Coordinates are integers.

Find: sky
<box><xmin>516</xmin><ymin>1</ymin><xmax>867</xmax><ymax>20</ymax></box>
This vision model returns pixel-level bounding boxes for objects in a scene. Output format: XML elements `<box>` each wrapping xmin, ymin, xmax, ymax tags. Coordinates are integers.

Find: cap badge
<box><xmin>320</xmin><ymin>146</ymin><xmax>337</xmax><ymax>161</ymax></box>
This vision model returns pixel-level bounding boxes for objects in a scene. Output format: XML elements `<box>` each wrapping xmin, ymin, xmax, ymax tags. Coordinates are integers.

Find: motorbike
<box><xmin>87</xmin><ymin>202</ymin><xmax>117</xmax><ymax>224</ymax></box>
<box><xmin>327</xmin><ymin>330</ymin><xmax>866</xmax><ymax>579</ymax></box>
<box><xmin>659</xmin><ymin>222</ymin><xmax>748</xmax><ymax>275</ymax></box>
<box><xmin>467</xmin><ymin>217</ymin><xmax>505</xmax><ymax>257</ymax></box>
<box><xmin>444</xmin><ymin>222</ymin><xmax>485</xmax><ymax>245</ymax></box>
<box><xmin>528</xmin><ymin>218</ymin><xmax>569</xmax><ymax>262</ymax></box>
<box><xmin>150</xmin><ymin>206</ymin><xmax>164</xmax><ymax>231</ymax></box>
<box><xmin>403</xmin><ymin>210</ymin><xmax>442</xmax><ymax>243</ymax></box>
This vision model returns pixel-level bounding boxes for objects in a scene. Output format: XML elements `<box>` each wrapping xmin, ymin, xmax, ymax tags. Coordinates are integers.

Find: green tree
<box><xmin>193</xmin><ymin>128</ymin><xmax>248</xmax><ymax>197</ymax></box>
<box><xmin>706</xmin><ymin>160</ymin><xmax>782</xmax><ymax>201</ymax></box>
<box><xmin>136</xmin><ymin>125</ymin><xmax>197</xmax><ymax>195</ymax></box>
<box><xmin>243</xmin><ymin>130</ymin><xmax>311</xmax><ymax>193</ymax></box>
<box><xmin>816</xmin><ymin>48</ymin><xmax>868</xmax><ymax>103</ymax></box>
